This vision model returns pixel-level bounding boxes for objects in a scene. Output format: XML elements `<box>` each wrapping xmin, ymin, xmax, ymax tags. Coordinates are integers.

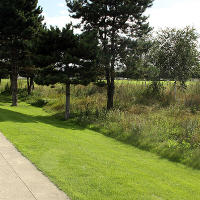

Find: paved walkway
<box><xmin>0</xmin><ymin>132</ymin><xmax>70</xmax><ymax>200</ymax></box>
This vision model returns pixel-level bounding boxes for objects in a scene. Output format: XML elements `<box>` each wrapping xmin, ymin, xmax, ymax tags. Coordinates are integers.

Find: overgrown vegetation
<box><xmin>1</xmin><ymin>79</ymin><xmax>200</xmax><ymax>169</ymax></box>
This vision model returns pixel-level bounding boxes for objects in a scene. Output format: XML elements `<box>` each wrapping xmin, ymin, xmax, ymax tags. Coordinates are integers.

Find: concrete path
<box><xmin>0</xmin><ymin>132</ymin><xmax>70</xmax><ymax>200</ymax></box>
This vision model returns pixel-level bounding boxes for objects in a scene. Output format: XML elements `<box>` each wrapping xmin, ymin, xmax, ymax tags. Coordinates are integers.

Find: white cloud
<box><xmin>43</xmin><ymin>13</ymin><xmax>80</xmax><ymax>32</ymax></box>
<box><xmin>44</xmin><ymin>15</ymin><xmax>69</xmax><ymax>28</ymax></box>
<box><xmin>146</xmin><ymin>0</ymin><xmax>200</xmax><ymax>33</ymax></box>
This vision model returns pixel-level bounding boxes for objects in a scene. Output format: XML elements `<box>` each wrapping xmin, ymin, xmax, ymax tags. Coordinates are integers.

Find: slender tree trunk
<box><xmin>27</xmin><ymin>77</ymin><xmax>34</xmax><ymax>95</ymax></box>
<box><xmin>65</xmin><ymin>83</ymin><xmax>70</xmax><ymax>120</ymax></box>
<box><xmin>27</xmin><ymin>77</ymin><xmax>31</xmax><ymax>95</ymax></box>
<box><xmin>0</xmin><ymin>77</ymin><xmax>1</xmax><ymax>84</ymax></box>
<box><xmin>11</xmin><ymin>66</ymin><xmax>18</xmax><ymax>106</ymax></box>
<box><xmin>107</xmin><ymin>80</ymin><xmax>114</xmax><ymax>110</ymax></box>
<box><xmin>174</xmin><ymin>81</ymin><xmax>177</xmax><ymax>101</ymax></box>
<box><xmin>106</xmin><ymin>20</ymin><xmax>116</xmax><ymax>110</ymax></box>
<box><xmin>30</xmin><ymin>77</ymin><xmax>34</xmax><ymax>90</ymax></box>
<box><xmin>106</xmin><ymin>65</ymin><xmax>115</xmax><ymax>110</ymax></box>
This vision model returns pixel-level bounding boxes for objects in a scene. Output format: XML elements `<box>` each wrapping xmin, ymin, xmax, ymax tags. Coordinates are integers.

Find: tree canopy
<box><xmin>0</xmin><ymin>0</ymin><xmax>43</xmax><ymax>105</ymax></box>
<box><xmin>35</xmin><ymin>26</ymin><xmax>99</xmax><ymax>119</ymax></box>
<box><xmin>67</xmin><ymin>0</ymin><xmax>154</xmax><ymax>109</ymax></box>
<box><xmin>149</xmin><ymin>27</ymin><xmax>200</xmax><ymax>87</ymax></box>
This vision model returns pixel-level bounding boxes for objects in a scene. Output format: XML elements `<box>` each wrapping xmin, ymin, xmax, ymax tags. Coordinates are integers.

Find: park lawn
<box><xmin>0</xmin><ymin>100</ymin><xmax>200</xmax><ymax>200</ymax></box>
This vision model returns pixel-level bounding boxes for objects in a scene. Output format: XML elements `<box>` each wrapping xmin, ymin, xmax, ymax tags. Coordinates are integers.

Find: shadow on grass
<box><xmin>0</xmin><ymin>107</ymin><xmax>86</xmax><ymax>131</ymax></box>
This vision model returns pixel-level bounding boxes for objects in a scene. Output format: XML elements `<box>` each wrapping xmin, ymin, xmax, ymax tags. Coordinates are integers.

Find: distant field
<box><xmin>0</xmin><ymin>78</ymin><xmax>198</xmax><ymax>88</ymax></box>
<box><xmin>0</xmin><ymin>79</ymin><xmax>26</xmax><ymax>92</ymax></box>
<box><xmin>115</xmin><ymin>79</ymin><xmax>198</xmax><ymax>86</ymax></box>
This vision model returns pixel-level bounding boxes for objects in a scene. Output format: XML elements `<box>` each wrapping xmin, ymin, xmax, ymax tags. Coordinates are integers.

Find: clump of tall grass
<box><xmin>185</xmin><ymin>95</ymin><xmax>200</xmax><ymax>113</ymax></box>
<box><xmin>0</xmin><ymin>81</ymin><xmax>11</xmax><ymax>94</ymax></box>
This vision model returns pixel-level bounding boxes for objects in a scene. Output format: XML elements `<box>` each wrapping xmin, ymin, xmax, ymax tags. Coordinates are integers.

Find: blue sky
<box><xmin>38</xmin><ymin>0</ymin><xmax>200</xmax><ymax>33</ymax></box>
<box><xmin>38</xmin><ymin>0</ymin><xmax>67</xmax><ymax>18</ymax></box>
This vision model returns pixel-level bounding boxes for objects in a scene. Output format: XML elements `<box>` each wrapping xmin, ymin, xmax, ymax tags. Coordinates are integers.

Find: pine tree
<box><xmin>35</xmin><ymin>26</ymin><xmax>99</xmax><ymax>120</ymax></box>
<box><xmin>67</xmin><ymin>0</ymin><xmax>153</xmax><ymax>109</ymax></box>
<box><xmin>0</xmin><ymin>0</ymin><xmax>43</xmax><ymax>106</ymax></box>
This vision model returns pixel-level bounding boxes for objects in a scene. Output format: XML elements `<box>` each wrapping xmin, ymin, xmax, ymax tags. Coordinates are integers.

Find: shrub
<box><xmin>135</xmin><ymin>81</ymin><xmax>165</xmax><ymax>105</ymax></box>
<box><xmin>31</xmin><ymin>99</ymin><xmax>48</xmax><ymax>107</ymax></box>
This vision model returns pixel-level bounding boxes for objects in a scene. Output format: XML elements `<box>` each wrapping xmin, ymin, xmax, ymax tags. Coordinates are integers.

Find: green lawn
<box><xmin>0</xmin><ymin>99</ymin><xmax>200</xmax><ymax>200</ymax></box>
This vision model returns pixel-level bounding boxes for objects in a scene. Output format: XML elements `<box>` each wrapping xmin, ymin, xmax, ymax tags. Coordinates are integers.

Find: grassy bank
<box><xmin>1</xmin><ymin>79</ymin><xmax>200</xmax><ymax>169</ymax></box>
<box><xmin>0</xmin><ymin>101</ymin><xmax>200</xmax><ymax>199</ymax></box>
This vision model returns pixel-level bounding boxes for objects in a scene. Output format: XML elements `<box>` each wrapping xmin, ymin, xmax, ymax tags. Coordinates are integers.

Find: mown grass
<box><xmin>0</xmin><ymin>100</ymin><xmax>200</xmax><ymax>199</ymax></box>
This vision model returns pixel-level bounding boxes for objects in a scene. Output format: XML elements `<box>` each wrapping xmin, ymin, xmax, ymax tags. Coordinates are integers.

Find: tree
<box><xmin>0</xmin><ymin>0</ymin><xmax>43</xmax><ymax>106</ymax></box>
<box><xmin>149</xmin><ymin>27</ymin><xmax>200</xmax><ymax>98</ymax></box>
<box><xmin>19</xmin><ymin>41</ymin><xmax>38</xmax><ymax>95</ymax></box>
<box><xmin>67</xmin><ymin>0</ymin><xmax>153</xmax><ymax>109</ymax></box>
<box><xmin>35</xmin><ymin>26</ymin><xmax>99</xmax><ymax>120</ymax></box>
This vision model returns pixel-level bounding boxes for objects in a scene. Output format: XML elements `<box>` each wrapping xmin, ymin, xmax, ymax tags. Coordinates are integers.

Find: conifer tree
<box><xmin>35</xmin><ymin>26</ymin><xmax>98</xmax><ymax>120</ymax></box>
<box><xmin>0</xmin><ymin>0</ymin><xmax>43</xmax><ymax>105</ymax></box>
<box><xmin>67</xmin><ymin>0</ymin><xmax>153</xmax><ymax>109</ymax></box>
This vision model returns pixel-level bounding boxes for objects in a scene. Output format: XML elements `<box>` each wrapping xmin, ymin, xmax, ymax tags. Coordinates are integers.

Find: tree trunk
<box><xmin>107</xmin><ymin>81</ymin><xmax>114</xmax><ymax>110</ymax></box>
<box><xmin>0</xmin><ymin>77</ymin><xmax>1</xmax><ymax>84</ymax></box>
<box><xmin>30</xmin><ymin>77</ymin><xmax>34</xmax><ymax>90</ymax></box>
<box><xmin>106</xmin><ymin>66</ymin><xmax>115</xmax><ymax>110</ymax></box>
<box><xmin>11</xmin><ymin>66</ymin><xmax>18</xmax><ymax>106</ymax></box>
<box><xmin>27</xmin><ymin>77</ymin><xmax>34</xmax><ymax>95</ymax></box>
<box><xmin>27</xmin><ymin>77</ymin><xmax>31</xmax><ymax>95</ymax></box>
<box><xmin>106</xmin><ymin>21</ymin><xmax>116</xmax><ymax>110</ymax></box>
<box><xmin>174</xmin><ymin>81</ymin><xmax>177</xmax><ymax>101</ymax></box>
<box><xmin>65</xmin><ymin>83</ymin><xmax>70</xmax><ymax>120</ymax></box>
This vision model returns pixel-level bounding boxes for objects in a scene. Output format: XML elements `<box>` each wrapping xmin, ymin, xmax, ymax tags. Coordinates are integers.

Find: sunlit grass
<box><xmin>0</xmin><ymin>101</ymin><xmax>200</xmax><ymax>199</ymax></box>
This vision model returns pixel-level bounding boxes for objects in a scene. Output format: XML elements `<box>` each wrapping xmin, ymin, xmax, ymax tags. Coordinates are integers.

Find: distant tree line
<box><xmin>118</xmin><ymin>27</ymin><xmax>200</xmax><ymax>85</ymax></box>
